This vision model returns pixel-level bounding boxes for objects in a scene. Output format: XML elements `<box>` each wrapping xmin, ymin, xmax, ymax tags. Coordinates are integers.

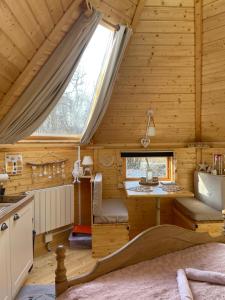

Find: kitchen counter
<box><xmin>0</xmin><ymin>193</ymin><xmax>34</xmax><ymax>223</ymax></box>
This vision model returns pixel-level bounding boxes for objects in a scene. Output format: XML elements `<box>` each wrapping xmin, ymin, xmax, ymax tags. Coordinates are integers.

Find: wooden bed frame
<box><xmin>55</xmin><ymin>224</ymin><xmax>225</xmax><ymax>297</ymax></box>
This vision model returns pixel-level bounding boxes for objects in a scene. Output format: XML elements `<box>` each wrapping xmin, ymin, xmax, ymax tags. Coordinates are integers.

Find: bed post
<box><xmin>55</xmin><ymin>245</ymin><xmax>69</xmax><ymax>297</ymax></box>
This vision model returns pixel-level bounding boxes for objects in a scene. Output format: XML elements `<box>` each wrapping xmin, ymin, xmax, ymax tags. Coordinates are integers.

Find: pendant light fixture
<box><xmin>140</xmin><ymin>109</ymin><xmax>156</xmax><ymax>148</ymax></box>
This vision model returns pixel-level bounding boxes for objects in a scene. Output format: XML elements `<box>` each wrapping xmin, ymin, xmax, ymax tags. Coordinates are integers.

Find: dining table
<box><xmin>124</xmin><ymin>181</ymin><xmax>194</xmax><ymax>237</ymax></box>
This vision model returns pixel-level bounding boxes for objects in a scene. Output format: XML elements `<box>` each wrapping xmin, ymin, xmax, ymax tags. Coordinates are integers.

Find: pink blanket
<box><xmin>59</xmin><ymin>243</ymin><xmax>225</xmax><ymax>300</ymax></box>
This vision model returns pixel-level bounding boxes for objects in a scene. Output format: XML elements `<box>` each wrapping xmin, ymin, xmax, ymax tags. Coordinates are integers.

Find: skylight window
<box><xmin>34</xmin><ymin>24</ymin><xmax>114</xmax><ymax>137</ymax></box>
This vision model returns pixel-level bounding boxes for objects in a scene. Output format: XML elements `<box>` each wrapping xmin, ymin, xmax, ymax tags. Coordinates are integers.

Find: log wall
<box><xmin>202</xmin><ymin>0</ymin><xmax>225</xmax><ymax>141</ymax></box>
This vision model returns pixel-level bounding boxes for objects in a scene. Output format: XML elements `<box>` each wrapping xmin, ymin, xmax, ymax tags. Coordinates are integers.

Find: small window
<box><xmin>122</xmin><ymin>152</ymin><xmax>174</xmax><ymax>181</ymax></box>
<box><xmin>34</xmin><ymin>24</ymin><xmax>114</xmax><ymax>137</ymax></box>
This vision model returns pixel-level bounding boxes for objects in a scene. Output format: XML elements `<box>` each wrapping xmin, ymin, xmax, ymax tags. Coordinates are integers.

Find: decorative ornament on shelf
<box><xmin>0</xmin><ymin>173</ymin><xmax>9</xmax><ymax>195</ymax></box>
<box><xmin>5</xmin><ymin>153</ymin><xmax>23</xmax><ymax>175</ymax></box>
<box><xmin>198</xmin><ymin>162</ymin><xmax>208</xmax><ymax>172</ymax></box>
<box><xmin>82</xmin><ymin>156</ymin><xmax>93</xmax><ymax>176</ymax></box>
<box><xmin>140</xmin><ymin>109</ymin><xmax>156</xmax><ymax>148</ymax></box>
<box><xmin>26</xmin><ymin>152</ymin><xmax>67</xmax><ymax>182</ymax></box>
<box><xmin>99</xmin><ymin>153</ymin><xmax>114</xmax><ymax>167</ymax></box>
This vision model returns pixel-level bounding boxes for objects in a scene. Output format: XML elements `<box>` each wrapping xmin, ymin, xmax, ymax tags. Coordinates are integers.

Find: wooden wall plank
<box><xmin>0</xmin><ymin>145</ymin><xmax>77</xmax><ymax>195</ymax></box>
<box><xmin>202</xmin><ymin>0</ymin><xmax>225</xmax><ymax>141</ymax></box>
<box><xmin>140</xmin><ymin>7</ymin><xmax>194</xmax><ymax>21</ymax></box>
<box><xmin>136</xmin><ymin>20</ymin><xmax>194</xmax><ymax>33</ymax></box>
<box><xmin>194</xmin><ymin>0</ymin><xmax>203</xmax><ymax>141</ymax></box>
<box><xmin>145</xmin><ymin>0</ymin><xmax>194</xmax><ymax>7</ymax></box>
<box><xmin>130</xmin><ymin>33</ymin><xmax>194</xmax><ymax>45</ymax></box>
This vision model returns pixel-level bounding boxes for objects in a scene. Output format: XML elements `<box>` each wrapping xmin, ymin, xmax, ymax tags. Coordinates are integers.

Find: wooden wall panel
<box><xmin>0</xmin><ymin>144</ymin><xmax>77</xmax><ymax>195</ymax></box>
<box><xmin>91</xmin><ymin>146</ymin><xmax>196</xmax><ymax>199</ymax></box>
<box><xmin>202</xmin><ymin>0</ymin><xmax>225</xmax><ymax>141</ymax></box>
<box><xmin>94</xmin><ymin>0</ymin><xmax>195</xmax><ymax>144</ymax></box>
<box><xmin>89</xmin><ymin>146</ymin><xmax>196</xmax><ymax>231</ymax></box>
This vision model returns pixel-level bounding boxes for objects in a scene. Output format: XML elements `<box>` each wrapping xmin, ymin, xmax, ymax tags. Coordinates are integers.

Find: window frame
<box><xmin>123</xmin><ymin>156</ymin><xmax>174</xmax><ymax>182</ymax></box>
<box><xmin>26</xmin><ymin>22</ymin><xmax>115</xmax><ymax>142</ymax></box>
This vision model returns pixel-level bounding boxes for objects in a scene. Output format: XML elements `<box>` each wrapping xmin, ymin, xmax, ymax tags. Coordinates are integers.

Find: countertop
<box><xmin>0</xmin><ymin>193</ymin><xmax>34</xmax><ymax>223</ymax></box>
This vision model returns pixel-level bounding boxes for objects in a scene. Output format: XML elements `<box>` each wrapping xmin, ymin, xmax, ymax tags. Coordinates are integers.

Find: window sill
<box><xmin>19</xmin><ymin>136</ymin><xmax>81</xmax><ymax>144</ymax></box>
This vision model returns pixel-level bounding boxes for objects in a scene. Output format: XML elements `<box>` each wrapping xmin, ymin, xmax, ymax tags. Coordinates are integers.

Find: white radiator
<box><xmin>30</xmin><ymin>185</ymin><xmax>74</xmax><ymax>235</ymax></box>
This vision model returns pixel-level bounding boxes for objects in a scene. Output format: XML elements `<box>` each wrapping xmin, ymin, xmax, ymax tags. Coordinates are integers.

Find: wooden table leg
<box><xmin>156</xmin><ymin>198</ymin><xmax>160</xmax><ymax>225</ymax></box>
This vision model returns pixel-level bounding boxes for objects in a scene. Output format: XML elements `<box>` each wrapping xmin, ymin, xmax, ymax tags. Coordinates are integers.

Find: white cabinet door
<box><xmin>0</xmin><ymin>219</ymin><xmax>11</xmax><ymax>300</ymax></box>
<box><xmin>10</xmin><ymin>203</ymin><xmax>33</xmax><ymax>298</ymax></box>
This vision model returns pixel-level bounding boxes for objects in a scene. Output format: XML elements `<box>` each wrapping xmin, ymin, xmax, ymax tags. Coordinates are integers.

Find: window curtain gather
<box><xmin>81</xmin><ymin>25</ymin><xmax>133</xmax><ymax>144</ymax></box>
<box><xmin>0</xmin><ymin>10</ymin><xmax>101</xmax><ymax>144</ymax></box>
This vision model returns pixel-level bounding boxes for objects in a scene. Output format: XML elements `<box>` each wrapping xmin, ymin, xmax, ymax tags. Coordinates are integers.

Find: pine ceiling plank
<box><xmin>0</xmin><ymin>74</ymin><xmax>11</xmax><ymax>93</ymax></box>
<box><xmin>93</xmin><ymin>0</ymin><xmax>131</xmax><ymax>24</ymax></box>
<box><xmin>5</xmin><ymin>0</ymin><xmax>45</xmax><ymax>49</ymax></box>
<box><xmin>131</xmin><ymin>0</ymin><xmax>145</xmax><ymax>28</ymax></box>
<box><xmin>203</xmin><ymin>0</ymin><xmax>225</xmax><ymax>19</ymax></box>
<box><xmin>203</xmin><ymin>10</ymin><xmax>225</xmax><ymax>32</ymax></box>
<box><xmin>103</xmin><ymin>0</ymin><xmax>137</xmax><ymax>20</ymax></box>
<box><xmin>130</xmin><ymin>0</ymin><xmax>139</xmax><ymax>5</ymax></box>
<box><xmin>0</xmin><ymin>0</ymin><xmax>83</xmax><ymax>117</ymax></box>
<box><xmin>26</xmin><ymin>0</ymin><xmax>55</xmax><ymax>37</ymax></box>
<box><xmin>46</xmin><ymin>0</ymin><xmax>64</xmax><ymax>25</ymax></box>
<box><xmin>61</xmin><ymin>0</ymin><xmax>73</xmax><ymax>11</ymax></box>
<box><xmin>0</xmin><ymin>53</ymin><xmax>20</xmax><ymax>82</ymax></box>
<box><xmin>0</xmin><ymin>0</ymin><xmax>36</xmax><ymax>59</ymax></box>
<box><xmin>0</xmin><ymin>30</ymin><xmax>27</xmax><ymax>70</ymax></box>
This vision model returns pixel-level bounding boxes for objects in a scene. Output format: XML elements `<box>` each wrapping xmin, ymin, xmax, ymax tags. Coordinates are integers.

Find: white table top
<box><xmin>124</xmin><ymin>181</ymin><xmax>194</xmax><ymax>199</ymax></box>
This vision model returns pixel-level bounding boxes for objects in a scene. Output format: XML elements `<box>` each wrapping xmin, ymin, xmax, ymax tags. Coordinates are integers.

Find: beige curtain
<box><xmin>81</xmin><ymin>25</ymin><xmax>132</xmax><ymax>144</ymax></box>
<box><xmin>0</xmin><ymin>10</ymin><xmax>101</xmax><ymax>144</ymax></box>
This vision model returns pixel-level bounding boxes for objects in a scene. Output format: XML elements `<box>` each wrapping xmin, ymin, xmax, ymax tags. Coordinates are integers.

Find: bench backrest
<box><xmin>194</xmin><ymin>171</ymin><xmax>225</xmax><ymax>210</ymax></box>
<box><xmin>93</xmin><ymin>173</ymin><xmax>103</xmax><ymax>216</ymax></box>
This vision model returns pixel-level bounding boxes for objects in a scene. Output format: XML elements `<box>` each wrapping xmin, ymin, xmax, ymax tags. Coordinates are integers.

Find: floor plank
<box><xmin>25</xmin><ymin>247</ymin><xmax>96</xmax><ymax>285</ymax></box>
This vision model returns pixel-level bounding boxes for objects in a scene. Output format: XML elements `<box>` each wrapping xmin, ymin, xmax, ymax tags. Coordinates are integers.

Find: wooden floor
<box><xmin>25</xmin><ymin>247</ymin><xmax>96</xmax><ymax>285</ymax></box>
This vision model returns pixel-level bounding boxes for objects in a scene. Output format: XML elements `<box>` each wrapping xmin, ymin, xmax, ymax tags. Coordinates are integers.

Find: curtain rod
<box><xmin>101</xmin><ymin>19</ymin><xmax>120</xmax><ymax>31</ymax></box>
<box><xmin>81</xmin><ymin>0</ymin><xmax>120</xmax><ymax>31</ymax></box>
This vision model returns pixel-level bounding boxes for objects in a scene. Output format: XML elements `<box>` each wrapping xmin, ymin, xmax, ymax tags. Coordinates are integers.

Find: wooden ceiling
<box><xmin>0</xmin><ymin>0</ymin><xmax>138</xmax><ymax>120</ymax></box>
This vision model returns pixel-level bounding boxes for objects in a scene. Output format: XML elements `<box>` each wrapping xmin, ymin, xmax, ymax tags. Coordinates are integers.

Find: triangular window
<box><xmin>34</xmin><ymin>24</ymin><xmax>114</xmax><ymax>138</ymax></box>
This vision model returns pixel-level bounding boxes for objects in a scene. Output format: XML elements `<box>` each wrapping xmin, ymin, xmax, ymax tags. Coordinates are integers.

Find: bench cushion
<box><xmin>174</xmin><ymin>198</ymin><xmax>223</xmax><ymax>222</ymax></box>
<box><xmin>94</xmin><ymin>198</ymin><xmax>128</xmax><ymax>224</ymax></box>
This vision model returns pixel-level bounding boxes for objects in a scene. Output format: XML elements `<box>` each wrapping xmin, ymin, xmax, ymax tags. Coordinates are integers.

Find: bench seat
<box><xmin>174</xmin><ymin>198</ymin><xmax>223</xmax><ymax>222</ymax></box>
<box><xmin>94</xmin><ymin>198</ymin><xmax>128</xmax><ymax>224</ymax></box>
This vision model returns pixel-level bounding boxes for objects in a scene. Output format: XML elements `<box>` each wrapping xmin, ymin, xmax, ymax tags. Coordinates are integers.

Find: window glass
<box><xmin>34</xmin><ymin>24</ymin><xmax>114</xmax><ymax>137</ymax></box>
<box><xmin>126</xmin><ymin>157</ymin><xmax>169</xmax><ymax>179</ymax></box>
